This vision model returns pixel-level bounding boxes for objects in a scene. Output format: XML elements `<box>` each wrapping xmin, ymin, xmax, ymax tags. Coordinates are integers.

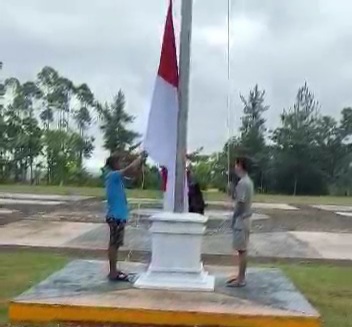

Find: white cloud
<box><xmin>1</xmin><ymin>0</ymin><xmax>352</xmax><ymax>173</ymax></box>
<box><xmin>199</xmin><ymin>15</ymin><xmax>267</xmax><ymax>48</ymax></box>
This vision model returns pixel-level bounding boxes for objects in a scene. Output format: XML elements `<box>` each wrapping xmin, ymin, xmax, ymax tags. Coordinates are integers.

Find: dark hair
<box><xmin>188</xmin><ymin>182</ymin><xmax>205</xmax><ymax>215</ymax></box>
<box><xmin>189</xmin><ymin>182</ymin><xmax>202</xmax><ymax>195</ymax></box>
<box><xmin>105</xmin><ymin>154</ymin><xmax>120</xmax><ymax>170</ymax></box>
<box><xmin>235</xmin><ymin>156</ymin><xmax>252</xmax><ymax>173</ymax></box>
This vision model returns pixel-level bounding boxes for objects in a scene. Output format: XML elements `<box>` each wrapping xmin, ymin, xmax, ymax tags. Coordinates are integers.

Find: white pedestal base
<box><xmin>134</xmin><ymin>267</ymin><xmax>215</xmax><ymax>291</ymax></box>
<box><xmin>134</xmin><ymin>212</ymin><xmax>215</xmax><ymax>292</ymax></box>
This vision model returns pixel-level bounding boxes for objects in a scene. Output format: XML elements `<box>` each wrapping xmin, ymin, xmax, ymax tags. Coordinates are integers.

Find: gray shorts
<box><xmin>232</xmin><ymin>216</ymin><xmax>251</xmax><ymax>251</ymax></box>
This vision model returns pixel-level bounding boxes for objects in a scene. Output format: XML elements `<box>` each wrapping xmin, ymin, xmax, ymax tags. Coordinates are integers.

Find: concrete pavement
<box><xmin>1</xmin><ymin>220</ymin><xmax>351</xmax><ymax>262</ymax></box>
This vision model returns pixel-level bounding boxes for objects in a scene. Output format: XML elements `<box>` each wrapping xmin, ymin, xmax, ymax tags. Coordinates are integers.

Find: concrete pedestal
<box><xmin>134</xmin><ymin>212</ymin><xmax>215</xmax><ymax>291</ymax></box>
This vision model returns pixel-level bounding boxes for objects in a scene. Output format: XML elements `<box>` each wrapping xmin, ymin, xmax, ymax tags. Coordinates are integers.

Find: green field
<box><xmin>0</xmin><ymin>184</ymin><xmax>351</xmax><ymax>205</ymax></box>
<box><xmin>279</xmin><ymin>264</ymin><xmax>352</xmax><ymax>327</ymax></box>
<box><xmin>0</xmin><ymin>251</ymin><xmax>351</xmax><ymax>326</ymax></box>
<box><xmin>0</xmin><ymin>251</ymin><xmax>68</xmax><ymax>323</ymax></box>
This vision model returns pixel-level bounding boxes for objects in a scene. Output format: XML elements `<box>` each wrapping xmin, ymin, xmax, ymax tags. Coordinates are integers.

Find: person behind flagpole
<box><xmin>226</xmin><ymin>156</ymin><xmax>254</xmax><ymax>288</ymax></box>
<box><xmin>186</xmin><ymin>160</ymin><xmax>206</xmax><ymax>215</ymax></box>
<box><xmin>188</xmin><ymin>181</ymin><xmax>205</xmax><ymax>215</ymax></box>
<box><xmin>103</xmin><ymin>151</ymin><xmax>147</xmax><ymax>281</ymax></box>
<box><xmin>160</xmin><ymin>166</ymin><xmax>168</xmax><ymax>192</ymax></box>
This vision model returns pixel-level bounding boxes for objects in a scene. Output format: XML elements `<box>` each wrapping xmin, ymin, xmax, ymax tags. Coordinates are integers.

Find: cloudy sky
<box><xmin>1</xmin><ymin>0</ymin><xmax>352</xmax><ymax>171</ymax></box>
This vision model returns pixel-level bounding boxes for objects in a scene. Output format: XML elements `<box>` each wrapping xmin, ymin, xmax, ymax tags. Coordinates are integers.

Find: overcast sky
<box><xmin>1</xmin><ymin>0</ymin><xmax>352</xmax><ymax>171</ymax></box>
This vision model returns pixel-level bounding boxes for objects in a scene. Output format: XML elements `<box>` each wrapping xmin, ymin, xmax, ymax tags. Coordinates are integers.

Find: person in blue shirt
<box><xmin>104</xmin><ymin>152</ymin><xmax>146</xmax><ymax>281</ymax></box>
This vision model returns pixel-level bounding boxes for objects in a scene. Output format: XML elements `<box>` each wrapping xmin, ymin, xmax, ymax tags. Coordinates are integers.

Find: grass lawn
<box><xmin>0</xmin><ymin>251</ymin><xmax>351</xmax><ymax>326</ymax></box>
<box><xmin>280</xmin><ymin>264</ymin><xmax>352</xmax><ymax>327</ymax></box>
<box><xmin>0</xmin><ymin>251</ymin><xmax>68</xmax><ymax>323</ymax></box>
<box><xmin>0</xmin><ymin>184</ymin><xmax>351</xmax><ymax>205</ymax></box>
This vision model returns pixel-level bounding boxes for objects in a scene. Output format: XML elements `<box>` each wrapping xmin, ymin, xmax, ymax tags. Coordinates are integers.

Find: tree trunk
<box><xmin>30</xmin><ymin>157</ymin><xmax>33</xmax><ymax>185</ymax></box>
<box><xmin>46</xmin><ymin>162</ymin><xmax>50</xmax><ymax>185</ymax></box>
<box><xmin>260</xmin><ymin>171</ymin><xmax>264</xmax><ymax>193</ymax></box>
<box><xmin>22</xmin><ymin>160</ymin><xmax>28</xmax><ymax>183</ymax></box>
<box><xmin>78</xmin><ymin>128</ymin><xmax>84</xmax><ymax>169</ymax></box>
<box><xmin>79</xmin><ymin>152</ymin><xmax>83</xmax><ymax>169</ymax></box>
<box><xmin>293</xmin><ymin>174</ymin><xmax>298</xmax><ymax>196</ymax></box>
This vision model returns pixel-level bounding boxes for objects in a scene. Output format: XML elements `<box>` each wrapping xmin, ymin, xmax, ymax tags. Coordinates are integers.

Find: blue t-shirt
<box><xmin>105</xmin><ymin>170</ymin><xmax>128</xmax><ymax>221</ymax></box>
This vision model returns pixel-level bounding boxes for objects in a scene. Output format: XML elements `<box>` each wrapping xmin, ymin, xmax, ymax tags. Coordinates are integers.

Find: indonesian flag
<box><xmin>160</xmin><ymin>166</ymin><xmax>168</xmax><ymax>192</ymax></box>
<box><xmin>143</xmin><ymin>0</ymin><xmax>188</xmax><ymax>212</ymax></box>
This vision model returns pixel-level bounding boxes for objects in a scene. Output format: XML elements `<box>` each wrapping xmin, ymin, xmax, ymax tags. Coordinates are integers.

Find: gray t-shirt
<box><xmin>233</xmin><ymin>174</ymin><xmax>254</xmax><ymax>220</ymax></box>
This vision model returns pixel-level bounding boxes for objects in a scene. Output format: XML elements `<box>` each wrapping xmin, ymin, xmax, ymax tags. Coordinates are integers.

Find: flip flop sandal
<box><xmin>226</xmin><ymin>277</ymin><xmax>238</xmax><ymax>284</ymax></box>
<box><xmin>227</xmin><ymin>280</ymin><xmax>247</xmax><ymax>288</ymax></box>
<box><xmin>109</xmin><ymin>272</ymin><xmax>130</xmax><ymax>282</ymax></box>
<box><xmin>127</xmin><ymin>273</ymin><xmax>138</xmax><ymax>282</ymax></box>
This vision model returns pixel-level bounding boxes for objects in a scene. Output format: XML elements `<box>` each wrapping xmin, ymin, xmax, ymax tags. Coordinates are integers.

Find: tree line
<box><xmin>1</xmin><ymin>63</ymin><xmax>351</xmax><ymax>195</ymax></box>
<box><xmin>191</xmin><ymin>84</ymin><xmax>352</xmax><ymax>196</ymax></box>
<box><xmin>0</xmin><ymin>64</ymin><xmax>140</xmax><ymax>186</ymax></box>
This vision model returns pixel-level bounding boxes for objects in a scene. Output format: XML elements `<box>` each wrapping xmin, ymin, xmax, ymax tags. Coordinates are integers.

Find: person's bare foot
<box><xmin>226</xmin><ymin>276</ymin><xmax>238</xmax><ymax>284</ymax></box>
<box><xmin>227</xmin><ymin>279</ymin><xmax>246</xmax><ymax>288</ymax></box>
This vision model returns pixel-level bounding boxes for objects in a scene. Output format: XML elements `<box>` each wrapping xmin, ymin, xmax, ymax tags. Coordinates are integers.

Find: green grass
<box><xmin>0</xmin><ymin>251</ymin><xmax>67</xmax><ymax>323</ymax></box>
<box><xmin>0</xmin><ymin>251</ymin><xmax>351</xmax><ymax>326</ymax></box>
<box><xmin>0</xmin><ymin>184</ymin><xmax>351</xmax><ymax>205</ymax></box>
<box><xmin>280</xmin><ymin>264</ymin><xmax>352</xmax><ymax>327</ymax></box>
<box><xmin>207</xmin><ymin>192</ymin><xmax>352</xmax><ymax>205</ymax></box>
<box><xmin>0</xmin><ymin>184</ymin><xmax>160</xmax><ymax>199</ymax></box>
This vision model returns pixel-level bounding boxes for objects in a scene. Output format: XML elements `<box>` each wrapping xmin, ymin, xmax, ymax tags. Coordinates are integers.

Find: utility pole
<box><xmin>173</xmin><ymin>0</ymin><xmax>193</xmax><ymax>212</ymax></box>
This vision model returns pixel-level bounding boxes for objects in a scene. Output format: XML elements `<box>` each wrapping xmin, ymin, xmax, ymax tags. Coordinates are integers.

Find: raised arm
<box><xmin>119</xmin><ymin>152</ymin><xmax>147</xmax><ymax>176</ymax></box>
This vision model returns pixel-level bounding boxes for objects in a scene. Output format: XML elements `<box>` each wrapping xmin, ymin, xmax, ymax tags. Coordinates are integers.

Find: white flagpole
<box><xmin>173</xmin><ymin>0</ymin><xmax>193</xmax><ymax>212</ymax></box>
<box><xmin>0</xmin><ymin>62</ymin><xmax>4</xmax><ymax>114</ymax></box>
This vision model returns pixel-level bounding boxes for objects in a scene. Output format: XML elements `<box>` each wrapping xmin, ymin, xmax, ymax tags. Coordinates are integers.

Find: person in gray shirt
<box><xmin>227</xmin><ymin>157</ymin><xmax>254</xmax><ymax>287</ymax></box>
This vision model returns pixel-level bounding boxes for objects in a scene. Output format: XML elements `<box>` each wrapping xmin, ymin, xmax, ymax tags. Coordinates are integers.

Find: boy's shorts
<box><xmin>106</xmin><ymin>217</ymin><xmax>126</xmax><ymax>247</ymax></box>
<box><xmin>232</xmin><ymin>216</ymin><xmax>251</xmax><ymax>251</ymax></box>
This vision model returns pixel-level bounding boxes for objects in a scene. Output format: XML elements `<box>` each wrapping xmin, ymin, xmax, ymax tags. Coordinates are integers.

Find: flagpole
<box><xmin>0</xmin><ymin>62</ymin><xmax>4</xmax><ymax>115</ymax></box>
<box><xmin>173</xmin><ymin>0</ymin><xmax>193</xmax><ymax>212</ymax></box>
<box><xmin>136</xmin><ymin>1</ymin><xmax>214</xmax><ymax>292</ymax></box>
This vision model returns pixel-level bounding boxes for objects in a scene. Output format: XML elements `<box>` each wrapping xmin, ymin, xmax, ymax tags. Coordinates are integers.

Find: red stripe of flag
<box><xmin>158</xmin><ymin>0</ymin><xmax>179</xmax><ymax>88</ymax></box>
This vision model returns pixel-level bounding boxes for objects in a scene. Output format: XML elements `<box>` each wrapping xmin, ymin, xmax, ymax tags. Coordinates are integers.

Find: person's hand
<box><xmin>140</xmin><ymin>151</ymin><xmax>148</xmax><ymax>160</ymax></box>
<box><xmin>227</xmin><ymin>182</ymin><xmax>235</xmax><ymax>198</ymax></box>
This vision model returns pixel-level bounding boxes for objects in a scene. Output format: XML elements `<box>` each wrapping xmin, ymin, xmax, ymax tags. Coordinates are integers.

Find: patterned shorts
<box><xmin>106</xmin><ymin>217</ymin><xmax>126</xmax><ymax>247</ymax></box>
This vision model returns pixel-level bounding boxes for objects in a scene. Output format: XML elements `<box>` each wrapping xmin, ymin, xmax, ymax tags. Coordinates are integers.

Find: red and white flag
<box><xmin>143</xmin><ymin>0</ymin><xmax>188</xmax><ymax>211</ymax></box>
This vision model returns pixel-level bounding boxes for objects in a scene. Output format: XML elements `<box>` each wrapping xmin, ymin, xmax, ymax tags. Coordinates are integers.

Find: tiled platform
<box><xmin>10</xmin><ymin>260</ymin><xmax>320</xmax><ymax>327</ymax></box>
